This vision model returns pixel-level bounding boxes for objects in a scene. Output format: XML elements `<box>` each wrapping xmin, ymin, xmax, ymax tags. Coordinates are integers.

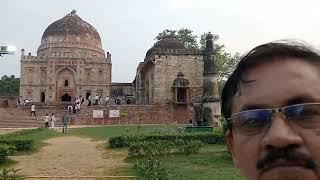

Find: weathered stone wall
<box><xmin>20</xmin><ymin>54</ymin><xmax>111</xmax><ymax>102</ymax></box>
<box><xmin>153</xmin><ymin>54</ymin><xmax>204</xmax><ymax>104</ymax></box>
<box><xmin>0</xmin><ymin>96</ymin><xmax>18</xmax><ymax>108</ymax></box>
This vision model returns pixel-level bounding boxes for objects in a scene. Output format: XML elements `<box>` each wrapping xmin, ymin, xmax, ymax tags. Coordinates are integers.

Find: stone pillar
<box><xmin>202</xmin><ymin>33</ymin><xmax>221</xmax><ymax>127</ymax></box>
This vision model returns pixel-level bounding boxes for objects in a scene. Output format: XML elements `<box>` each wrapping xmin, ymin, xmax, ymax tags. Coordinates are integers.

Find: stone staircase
<box><xmin>0</xmin><ymin>103</ymin><xmax>190</xmax><ymax>128</ymax></box>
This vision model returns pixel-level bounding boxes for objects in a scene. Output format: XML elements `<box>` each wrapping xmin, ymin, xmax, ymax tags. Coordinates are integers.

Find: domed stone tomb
<box><xmin>20</xmin><ymin>10</ymin><xmax>112</xmax><ymax>102</ymax></box>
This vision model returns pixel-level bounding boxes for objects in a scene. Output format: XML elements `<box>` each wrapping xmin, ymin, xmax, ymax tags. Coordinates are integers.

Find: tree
<box><xmin>155</xmin><ymin>29</ymin><xmax>177</xmax><ymax>41</ymax></box>
<box><xmin>0</xmin><ymin>75</ymin><xmax>20</xmax><ymax>96</ymax></box>
<box><xmin>177</xmin><ymin>28</ymin><xmax>198</xmax><ymax>49</ymax></box>
<box><xmin>155</xmin><ymin>28</ymin><xmax>198</xmax><ymax>49</ymax></box>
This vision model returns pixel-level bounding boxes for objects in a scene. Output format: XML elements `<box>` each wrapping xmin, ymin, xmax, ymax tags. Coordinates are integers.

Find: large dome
<box><xmin>37</xmin><ymin>10</ymin><xmax>105</xmax><ymax>58</ymax></box>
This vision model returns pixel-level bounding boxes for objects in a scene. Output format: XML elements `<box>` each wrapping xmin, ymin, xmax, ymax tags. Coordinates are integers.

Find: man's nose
<box><xmin>261</xmin><ymin>115</ymin><xmax>303</xmax><ymax>150</ymax></box>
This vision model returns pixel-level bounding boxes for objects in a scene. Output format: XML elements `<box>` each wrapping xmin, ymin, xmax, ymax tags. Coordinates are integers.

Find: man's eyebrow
<box><xmin>240</xmin><ymin>104</ymin><xmax>269</xmax><ymax>111</ymax></box>
<box><xmin>286</xmin><ymin>96</ymin><xmax>318</xmax><ymax>105</ymax></box>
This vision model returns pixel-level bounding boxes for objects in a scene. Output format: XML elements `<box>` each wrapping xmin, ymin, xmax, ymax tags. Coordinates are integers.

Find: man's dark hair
<box><xmin>221</xmin><ymin>41</ymin><xmax>320</xmax><ymax>128</ymax></box>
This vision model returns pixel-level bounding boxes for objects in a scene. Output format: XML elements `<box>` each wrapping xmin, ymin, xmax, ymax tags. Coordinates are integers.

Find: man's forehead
<box><xmin>231</xmin><ymin>59</ymin><xmax>320</xmax><ymax>112</ymax></box>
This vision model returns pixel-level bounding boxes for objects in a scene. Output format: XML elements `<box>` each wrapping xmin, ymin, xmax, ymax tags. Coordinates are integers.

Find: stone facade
<box><xmin>20</xmin><ymin>10</ymin><xmax>112</xmax><ymax>102</ymax></box>
<box><xmin>111</xmin><ymin>83</ymin><xmax>135</xmax><ymax>104</ymax></box>
<box><xmin>135</xmin><ymin>37</ymin><xmax>204</xmax><ymax>105</ymax></box>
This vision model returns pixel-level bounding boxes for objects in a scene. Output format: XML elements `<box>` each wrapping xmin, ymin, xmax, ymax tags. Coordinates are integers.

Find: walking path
<box><xmin>10</xmin><ymin>136</ymin><xmax>129</xmax><ymax>178</ymax></box>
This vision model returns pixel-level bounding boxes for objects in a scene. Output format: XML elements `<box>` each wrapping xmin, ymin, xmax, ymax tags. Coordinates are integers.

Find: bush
<box><xmin>176</xmin><ymin>140</ymin><xmax>203</xmax><ymax>155</ymax></box>
<box><xmin>110</xmin><ymin>132</ymin><xmax>225</xmax><ymax>148</ymax></box>
<box><xmin>136</xmin><ymin>157</ymin><xmax>169</xmax><ymax>180</ymax></box>
<box><xmin>0</xmin><ymin>144</ymin><xmax>16</xmax><ymax>164</ymax></box>
<box><xmin>128</xmin><ymin>140</ymin><xmax>203</xmax><ymax>157</ymax></box>
<box><xmin>0</xmin><ymin>138</ymin><xmax>33</xmax><ymax>152</ymax></box>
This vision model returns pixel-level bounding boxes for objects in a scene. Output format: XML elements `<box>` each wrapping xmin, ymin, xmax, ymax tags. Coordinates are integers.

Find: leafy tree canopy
<box><xmin>0</xmin><ymin>75</ymin><xmax>20</xmax><ymax>96</ymax></box>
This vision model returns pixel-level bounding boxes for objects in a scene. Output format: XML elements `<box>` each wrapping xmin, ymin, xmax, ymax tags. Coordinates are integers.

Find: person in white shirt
<box><xmin>67</xmin><ymin>105</ymin><xmax>73</xmax><ymax>113</ymax></box>
<box><xmin>44</xmin><ymin>114</ymin><xmax>50</xmax><ymax>129</ymax></box>
<box><xmin>50</xmin><ymin>113</ymin><xmax>56</xmax><ymax>128</ymax></box>
<box><xmin>30</xmin><ymin>104</ymin><xmax>36</xmax><ymax>117</ymax></box>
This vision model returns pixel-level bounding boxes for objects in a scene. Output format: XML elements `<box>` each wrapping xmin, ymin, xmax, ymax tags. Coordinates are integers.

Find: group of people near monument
<box><xmin>43</xmin><ymin>112</ymin><xmax>69</xmax><ymax>134</ymax></box>
<box><xmin>44</xmin><ymin>113</ymin><xmax>56</xmax><ymax>129</ymax></box>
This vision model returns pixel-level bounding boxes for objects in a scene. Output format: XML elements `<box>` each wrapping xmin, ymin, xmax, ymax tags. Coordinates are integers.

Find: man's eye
<box><xmin>242</xmin><ymin>118</ymin><xmax>265</xmax><ymax>127</ymax></box>
<box><xmin>289</xmin><ymin>107</ymin><xmax>320</xmax><ymax>119</ymax></box>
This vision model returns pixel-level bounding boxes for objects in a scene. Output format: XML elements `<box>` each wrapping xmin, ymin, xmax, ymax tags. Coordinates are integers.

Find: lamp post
<box><xmin>0</xmin><ymin>46</ymin><xmax>16</xmax><ymax>57</ymax></box>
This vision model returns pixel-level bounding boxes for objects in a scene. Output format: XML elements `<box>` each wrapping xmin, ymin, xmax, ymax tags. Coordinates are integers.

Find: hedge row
<box><xmin>0</xmin><ymin>128</ymin><xmax>41</xmax><ymax>164</ymax></box>
<box><xmin>0</xmin><ymin>138</ymin><xmax>33</xmax><ymax>152</ymax></box>
<box><xmin>129</xmin><ymin>140</ymin><xmax>203</xmax><ymax>157</ymax></box>
<box><xmin>109</xmin><ymin>132</ymin><xmax>225</xmax><ymax>148</ymax></box>
<box><xmin>0</xmin><ymin>144</ymin><xmax>16</xmax><ymax>163</ymax></box>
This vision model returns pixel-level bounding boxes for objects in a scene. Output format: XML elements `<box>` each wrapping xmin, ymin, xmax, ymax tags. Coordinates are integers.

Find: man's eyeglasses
<box><xmin>228</xmin><ymin>103</ymin><xmax>320</xmax><ymax>136</ymax></box>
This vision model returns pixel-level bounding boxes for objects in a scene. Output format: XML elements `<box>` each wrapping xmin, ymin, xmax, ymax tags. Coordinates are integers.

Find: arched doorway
<box><xmin>56</xmin><ymin>67</ymin><xmax>76</xmax><ymax>102</ymax></box>
<box><xmin>61</xmin><ymin>93</ymin><xmax>71</xmax><ymax>102</ymax></box>
<box><xmin>41</xmin><ymin>92</ymin><xmax>45</xmax><ymax>102</ymax></box>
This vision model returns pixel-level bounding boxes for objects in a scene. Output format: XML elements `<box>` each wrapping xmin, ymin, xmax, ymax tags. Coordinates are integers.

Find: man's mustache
<box><xmin>257</xmin><ymin>147</ymin><xmax>317</xmax><ymax>173</ymax></box>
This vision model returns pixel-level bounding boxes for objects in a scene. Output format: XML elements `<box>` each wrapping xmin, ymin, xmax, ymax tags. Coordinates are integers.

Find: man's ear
<box><xmin>226</xmin><ymin>129</ymin><xmax>239</xmax><ymax>168</ymax></box>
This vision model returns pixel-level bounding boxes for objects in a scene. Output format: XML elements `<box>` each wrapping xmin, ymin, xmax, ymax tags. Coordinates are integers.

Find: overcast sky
<box><xmin>1</xmin><ymin>0</ymin><xmax>320</xmax><ymax>82</ymax></box>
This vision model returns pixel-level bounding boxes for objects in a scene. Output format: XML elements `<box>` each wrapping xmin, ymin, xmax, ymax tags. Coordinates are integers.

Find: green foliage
<box><xmin>0</xmin><ymin>75</ymin><xmax>20</xmax><ymax>96</ymax></box>
<box><xmin>0</xmin><ymin>145</ymin><xmax>16</xmax><ymax>164</ymax></box>
<box><xmin>109</xmin><ymin>132</ymin><xmax>225</xmax><ymax>148</ymax></box>
<box><xmin>0</xmin><ymin>138</ymin><xmax>33</xmax><ymax>152</ymax></box>
<box><xmin>155</xmin><ymin>28</ymin><xmax>198</xmax><ymax>49</ymax></box>
<box><xmin>0</xmin><ymin>128</ymin><xmax>59</xmax><ymax>165</ymax></box>
<box><xmin>135</xmin><ymin>157</ymin><xmax>169</xmax><ymax>180</ymax></box>
<box><xmin>0</xmin><ymin>168</ymin><xmax>21</xmax><ymax>180</ymax></box>
<box><xmin>109</xmin><ymin>136</ymin><xmax>131</xmax><ymax>148</ymax></box>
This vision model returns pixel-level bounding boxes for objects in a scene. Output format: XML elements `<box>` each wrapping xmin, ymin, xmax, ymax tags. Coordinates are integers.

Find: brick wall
<box><xmin>73</xmin><ymin>104</ymin><xmax>192</xmax><ymax>125</ymax></box>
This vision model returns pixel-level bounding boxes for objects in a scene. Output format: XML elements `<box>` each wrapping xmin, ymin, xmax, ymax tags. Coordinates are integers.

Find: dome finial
<box><xmin>71</xmin><ymin>10</ymin><xmax>77</xmax><ymax>14</ymax></box>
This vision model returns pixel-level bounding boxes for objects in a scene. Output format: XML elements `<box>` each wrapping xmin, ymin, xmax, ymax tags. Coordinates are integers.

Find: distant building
<box><xmin>20</xmin><ymin>10</ymin><xmax>112</xmax><ymax>102</ymax></box>
<box><xmin>111</xmin><ymin>83</ymin><xmax>135</xmax><ymax>104</ymax></box>
<box><xmin>134</xmin><ymin>36</ymin><xmax>204</xmax><ymax>105</ymax></box>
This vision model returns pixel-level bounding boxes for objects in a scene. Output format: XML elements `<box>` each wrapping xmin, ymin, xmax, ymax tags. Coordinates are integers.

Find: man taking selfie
<box><xmin>222</xmin><ymin>41</ymin><xmax>320</xmax><ymax>180</ymax></box>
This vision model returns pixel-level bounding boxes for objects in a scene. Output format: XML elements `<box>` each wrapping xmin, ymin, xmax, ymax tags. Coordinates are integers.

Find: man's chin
<box><xmin>259</xmin><ymin>166</ymin><xmax>318</xmax><ymax>180</ymax></box>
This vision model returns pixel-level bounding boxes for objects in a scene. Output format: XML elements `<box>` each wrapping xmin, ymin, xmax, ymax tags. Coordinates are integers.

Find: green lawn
<box><xmin>0</xmin><ymin>126</ymin><xmax>243</xmax><ymax>179</ymax></box>
<box><xmin>69</xmin><ymin>125</ymin><xmax>243</xmax><ymax>180</ymax></box>
<box><xmin>68</xmin><ymin>125</ymin><xmax>184</xmax><ymax>140</ymax></box>
<box><xmin>0</xmin><ymin>129</ymin><xmax>60</xmax><ymax>169</ymax></box>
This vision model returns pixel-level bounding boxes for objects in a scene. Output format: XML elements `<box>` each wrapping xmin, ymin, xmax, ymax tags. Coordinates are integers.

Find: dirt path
<box><xmin>11</xmin><ymin>136</ymin><xmax>129</xmax><ymax>178</ymax></box>
<box><xmin>0</xmin><ymin>129</ymin><xmax>19</xmax><ymax>135</ymax></box>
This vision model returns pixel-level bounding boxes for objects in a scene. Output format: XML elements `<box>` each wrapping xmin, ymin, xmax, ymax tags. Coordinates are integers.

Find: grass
<box><xmin>68</xmin><ymin>124</ymin><xmax>184</xmax><ymax>140</ymax></box>
<box><xmin>0</xmin><ymin>126</ymin><xmax>243</xmax><ymax>179</ymax></box>
<box><xmin>0</xmin><ymin>128</ymin><xmax>60</xmax><ymax>170</ymax></box>
<box><xmin>68</xmin><ymin>125</ymin><xmax>243</xmax><ymax>179</ymax></box>
<box><xmin>161</xmin><ymin>145</ymin><xmax>243</xmax><ymax>180</ymax></box>
<box><xmin>11</xmin><ymin>129</ymin><xmax>61</xmax><ymax>155</ymax></box>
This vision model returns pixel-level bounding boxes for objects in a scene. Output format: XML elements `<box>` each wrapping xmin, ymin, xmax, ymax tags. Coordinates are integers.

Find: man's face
<box><xmin>226</xmin><ymin>59</ymin><xmax>320</xmax><ymax>180</ymax></box>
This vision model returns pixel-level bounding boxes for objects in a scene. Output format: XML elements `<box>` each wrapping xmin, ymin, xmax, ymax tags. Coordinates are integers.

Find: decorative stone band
<box><xmin>145</xmin><ymin>48</ymin><xmax>202</xmax><ymax>61</ymax></box>
<box><xmin>37</xmin><ymin>42</ymin><xmax>105</xmax><ymax>54</ymax></box>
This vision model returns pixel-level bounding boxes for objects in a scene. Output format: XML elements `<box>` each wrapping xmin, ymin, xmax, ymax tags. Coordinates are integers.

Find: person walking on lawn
<box><xmin>61</xmin><ymin>111</ymin><xmax>70</xmax><ymax>134</ymax></box>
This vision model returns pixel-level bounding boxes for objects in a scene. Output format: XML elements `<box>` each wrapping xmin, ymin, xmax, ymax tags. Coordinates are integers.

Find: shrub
<box><xmin>136</xmin><ymin>157</ymin><xmax>169</xmax><ymax>180</ymax></box>
<box><xmin>176</xmin><ymin>140</ymin><xmax>203</xmax><ymax>155</ymax></box>
<box><xmin>128</xmin><ymin>140</ymin><xmax>203</xmax><ymax>157</ymax></box>
<box><xmin>109</xmin><ymin>132</ymin><xmax>225</xmax><ymax>148</ymax></box>
<box><xmin>0</xmin><ymin>144</ymin><xmax>16</xmax><ymax>164</ymax></box>
<box><xmin>0</xmin><ymin>138</ymin><xmax>33</xmax><ymax>152</ymax></box>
